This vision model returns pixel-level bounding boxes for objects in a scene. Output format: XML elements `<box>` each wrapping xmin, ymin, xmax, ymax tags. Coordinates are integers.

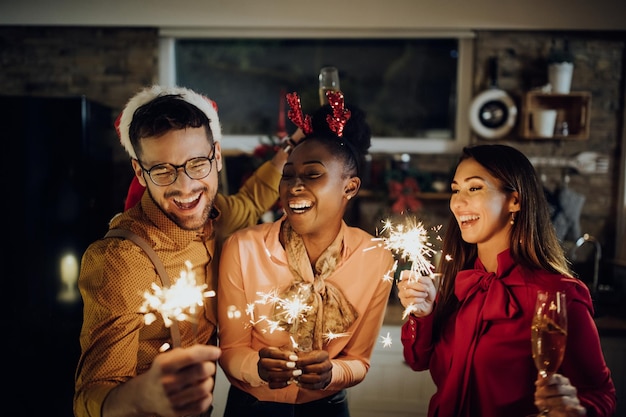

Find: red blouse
<box><xmin>401</xmin><ymin>249</ymin><xmax>616</xmax><ymax>417</ymax></box>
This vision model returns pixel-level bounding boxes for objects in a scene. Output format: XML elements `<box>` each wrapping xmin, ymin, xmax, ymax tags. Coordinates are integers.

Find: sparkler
<box><xmin>139</xmin><ymin>260</ymin><xmax>215</xmax><ymax>346</ymax></box>
<box><xmin>227</xmin><ymin>284</ymin><xmax>352</xmax><ymax>351</ymax></box>
<box><xmin>253</xmin><ymin>284</ymin><xmax>314</xmax><ymax>350</ymax></box>
<box><xmin>372</xmin><ymin>216</ymin><xmax>442</xmax><ymax>319</ymax></box>
<box><xmin>373</xmin><ymin>217</ymin><xmax>440</xmax><ymax>279</ymax></box>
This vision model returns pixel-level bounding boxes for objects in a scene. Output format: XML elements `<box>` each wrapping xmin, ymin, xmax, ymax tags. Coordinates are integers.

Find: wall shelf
<box><xmin>519</xmin><ymin>91</ymin><xmax>591</xmax><ymax>140</ymax></box>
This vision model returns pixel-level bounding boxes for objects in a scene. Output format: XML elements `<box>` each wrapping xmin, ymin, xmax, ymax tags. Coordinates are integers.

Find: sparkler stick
<box><xmin>139</xmin><ymin>260</ymin><xmax>215</xmax><ymax>347</ymax></box>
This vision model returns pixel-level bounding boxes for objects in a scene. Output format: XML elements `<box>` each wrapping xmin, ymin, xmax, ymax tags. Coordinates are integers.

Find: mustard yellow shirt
<box><xmin>74</xmin><ymin>161</ymin><xmax>280</xmax><ymax>417</ymax></box>
<box><xmin>218</xmin><ymin>219</ymin><xmax>394</xmax><ymax>404</ymax></box>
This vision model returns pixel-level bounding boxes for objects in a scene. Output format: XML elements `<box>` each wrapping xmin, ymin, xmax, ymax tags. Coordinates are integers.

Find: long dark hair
<box><xmin>433</xmin><ymin>144</ymin><xmax>573</xmax><ymax>339</ymax></box>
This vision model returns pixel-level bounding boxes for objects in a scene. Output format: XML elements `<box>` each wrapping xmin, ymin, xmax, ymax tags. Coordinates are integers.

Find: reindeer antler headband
<box><xmin>286</xmin><ymin>92</ymin><xmax>313</xmax><ymax>135</ymax></box>
<box><xmin>325</xmin><ymin>91</ymin><xmax>351</xmax><ymax>137</ymax></box>
<box><xmin>286</xmin><ymin>90</ymin><xmax>351</xmax><ymax>137</ymax></box>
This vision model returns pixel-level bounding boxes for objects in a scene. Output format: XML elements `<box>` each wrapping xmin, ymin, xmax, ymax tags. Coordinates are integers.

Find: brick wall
<box><xmin>0</xmin><ymin>26</ymin><xmax>158</xmax><ymax>109</ymax></box>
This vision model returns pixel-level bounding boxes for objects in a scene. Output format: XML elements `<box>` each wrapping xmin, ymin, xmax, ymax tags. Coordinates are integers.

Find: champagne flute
<box><xmin>318</xmin><ymin>66</ymin><xmax>340</xmax><ymax>105</ymax></box>
<box><xmin>530</xmin><ymin>290</ymin><xmax>567</xmax><ymax>415</ymax></box>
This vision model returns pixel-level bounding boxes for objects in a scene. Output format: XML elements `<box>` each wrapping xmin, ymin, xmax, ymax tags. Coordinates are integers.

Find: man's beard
<box><xmin>148</xmin><ymin>187</ymin><xmax>215</xmax><ymax>231</ymax></box>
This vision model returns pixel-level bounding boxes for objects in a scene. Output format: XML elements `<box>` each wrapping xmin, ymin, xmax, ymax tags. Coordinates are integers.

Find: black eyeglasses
<box><xmin>137</xmin><ymin>147</ymin><xmax>216</xmax><ymax>186</ymax></box>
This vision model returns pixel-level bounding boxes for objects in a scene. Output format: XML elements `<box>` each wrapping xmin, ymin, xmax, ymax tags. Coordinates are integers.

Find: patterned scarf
<box><xmin>274</xmin><ymin>220</ymin><xmax>358</xmax><ymax>351</ymax></box>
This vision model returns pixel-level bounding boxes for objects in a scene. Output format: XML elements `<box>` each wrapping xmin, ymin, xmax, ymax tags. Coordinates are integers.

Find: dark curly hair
<box><xmin>301</xmin><ymin>103</ymin><xmax>372</xmax><ymax>178</ymax></box>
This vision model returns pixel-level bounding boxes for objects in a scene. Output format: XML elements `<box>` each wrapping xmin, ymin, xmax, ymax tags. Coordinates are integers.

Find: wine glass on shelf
<box><xmin>318</xmin><ymin>66</ymin><xmax>340</xmax><ymax>106</ymax></box>
<box><xmin>530</xmin><ymin>290</ymin><xmax>567</xmax><ymax>415</ymax></box>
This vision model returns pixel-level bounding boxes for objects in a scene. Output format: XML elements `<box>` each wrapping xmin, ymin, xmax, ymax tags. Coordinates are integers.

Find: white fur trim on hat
<box><xmin>118</xmin><ymin>85</ymin><xmax>222</xmax><ymax>159</ymax></box>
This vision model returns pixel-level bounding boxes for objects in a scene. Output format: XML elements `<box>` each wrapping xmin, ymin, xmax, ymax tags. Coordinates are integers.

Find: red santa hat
<box><xmin>115</xmin><ymin>85</ymin><xmax>222</xmax><ymax>159</ymax></box>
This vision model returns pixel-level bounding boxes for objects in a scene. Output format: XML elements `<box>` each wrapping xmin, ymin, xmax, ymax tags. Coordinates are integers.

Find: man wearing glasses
<box><xmin>74</xmin><ymin>86</ymin><xmax>294</xmax><ymax>417</ymax></box>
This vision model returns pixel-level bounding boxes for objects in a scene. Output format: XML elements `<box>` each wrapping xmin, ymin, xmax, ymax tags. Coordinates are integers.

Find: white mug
<box><xmin>532</xmin><ymin>109</ymin><xmax>558</xmax><ymax>137</ymax></box>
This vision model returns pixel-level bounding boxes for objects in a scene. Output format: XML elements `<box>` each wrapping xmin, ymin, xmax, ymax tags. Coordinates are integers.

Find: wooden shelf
<box><xmin>519</xmin><ymin>91</ymin><xmax>591</xmax><ymax>140</ymax></box>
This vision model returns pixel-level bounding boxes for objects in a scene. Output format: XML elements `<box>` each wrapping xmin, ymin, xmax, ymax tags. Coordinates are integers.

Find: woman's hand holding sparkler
<box><xmin>258</xmin><ymin>346</ymin><xmax>302</xmax><ymax>389</ymax></box>
<box><xmin>294</xmin><ymin>350</ymin><xmax>333</xmax><ymax>390</ymax></box>
<box><xmin>257</xmin><ymin>347</ymin><xmax>332</xmax><ymax>390</ymax></box>
<box><xmin>104</xmin><ymin>344</ymin><xmax>221</xmax><ymax>417</ymax></box>
<box><xmin>397</xmin><ymin>270</ymin><xmax>438</xmax><ymax>319</ymax></box>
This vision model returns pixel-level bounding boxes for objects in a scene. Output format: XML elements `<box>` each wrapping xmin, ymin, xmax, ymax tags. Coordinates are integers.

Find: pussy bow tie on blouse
<box><xmin>454</xmin><ymin>268</ymin><xmax>520</xmax><ymax>320</ymax></box>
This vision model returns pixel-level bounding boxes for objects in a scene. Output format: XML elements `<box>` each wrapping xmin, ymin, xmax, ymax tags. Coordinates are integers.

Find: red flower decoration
<box><xmin>388</xmin><ymin>177</ymin><xmax>422</xmax><ymax>214</ymax></box>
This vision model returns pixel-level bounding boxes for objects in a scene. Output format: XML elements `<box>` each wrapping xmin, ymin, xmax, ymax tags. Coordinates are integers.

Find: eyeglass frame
<box><xmin>136</xmin><ymin>145</ymin><xmax>217</xmax><ymax>186</ymax></box>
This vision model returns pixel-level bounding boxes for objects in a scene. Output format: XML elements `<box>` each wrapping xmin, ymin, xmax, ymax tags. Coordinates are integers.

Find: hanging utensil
<box><xmin>469</xmin><ymin>56</ymin><xmax>517</xmax><ymax>140</ymax></box>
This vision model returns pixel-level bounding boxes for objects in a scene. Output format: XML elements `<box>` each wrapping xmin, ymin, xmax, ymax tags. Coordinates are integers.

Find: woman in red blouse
<box><xmin>398</xmin><ymin>144</ymin><xmax>616</xmax><ymax>417</ymax></box>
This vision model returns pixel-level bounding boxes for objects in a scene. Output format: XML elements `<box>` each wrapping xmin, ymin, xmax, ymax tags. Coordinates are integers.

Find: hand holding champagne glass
<box><xmin>530</xmin><ymin>290</ymin><xmax>567</xmax><ymax>415</ymax></box>
<box><xmin>319</xmin><ymin>66</ymin><xmax>340</xmax><ymax>105</ymax></box>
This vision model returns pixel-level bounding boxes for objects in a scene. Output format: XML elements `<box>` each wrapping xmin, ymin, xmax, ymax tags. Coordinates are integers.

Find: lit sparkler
<box><xmin>372</xmin><ymin>216</ymin><xmax>442</xmax><ymax>319</ymax></box>
<box><xmin>373</xmin><ymin>217</ymin><xmax>440</xmax><ymax>279</ymax></box>
<box><xmin>139</xmin><ymin>260</ymin><xmax>215</xmax><ymax>329</ymax></box>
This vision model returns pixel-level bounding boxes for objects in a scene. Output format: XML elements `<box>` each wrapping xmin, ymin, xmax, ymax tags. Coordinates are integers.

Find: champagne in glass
<box><xmin>319</xmin><ymin>66</ymin><xmax>340</xmax><ymax>105</ymax></box>
<box><xmin>531</xmin><ymin>290</ymin><xmax>567</xmax><ymax>378</ymax></box>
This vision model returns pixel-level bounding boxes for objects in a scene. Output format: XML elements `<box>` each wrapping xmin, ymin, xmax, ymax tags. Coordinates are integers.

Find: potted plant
<box><xmin>547</xmin><ymin>39</ymin><xmax>575</xmax><ymax>94</ymax></box>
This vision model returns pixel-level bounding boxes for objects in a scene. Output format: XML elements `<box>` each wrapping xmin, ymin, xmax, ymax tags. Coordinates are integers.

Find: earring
<box><xmin>510</xmin><ymin>212</ymin><xmax>515</xmax><ymax>225</ymax></box>
<box><xmin>346</xmin><ymin>194</ymin><xmax>352</xmax><ymax>200</ymax></box>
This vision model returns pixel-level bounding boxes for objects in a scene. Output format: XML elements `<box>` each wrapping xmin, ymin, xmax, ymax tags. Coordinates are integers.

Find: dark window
<box><xmin>176</xmin><ymin>38</ymin><xmax>459</xmax><ymax>140</ymax></box>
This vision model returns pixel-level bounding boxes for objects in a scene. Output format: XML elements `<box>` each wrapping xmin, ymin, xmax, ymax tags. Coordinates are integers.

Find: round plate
<box><xmin>469</xmin><ymin>88</ymin><xmax>517</xmax><ymax>139</ymax></box>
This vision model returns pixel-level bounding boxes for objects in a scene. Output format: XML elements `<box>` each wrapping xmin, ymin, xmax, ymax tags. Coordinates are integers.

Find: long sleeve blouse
<box><xmin>401</xmin><ymin>249</ymin><xmax>616</xmax><ymax>417</ymax></box>
<box><xmin>218</xmin><ymin>220</ymin><xmax>394</xmax><ymax>404</ymax></box>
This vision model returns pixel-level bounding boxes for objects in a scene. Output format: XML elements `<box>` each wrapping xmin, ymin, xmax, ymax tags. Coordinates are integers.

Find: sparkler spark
<box><xmin>139</xmin><ymin>260</ymin><xmax>215</xmax><ymax>328</ymax></box>
<box><xmin>255</xmin><ymin>286</ymin><xmax>313</xmax><ymax>327</ymax></box>
<box><xmin>380</xmin><ymin>332</ymin><xmax>393</xmax><ymax>348</ymax></box>
<box><xmin>323</xmin><ymin>331</ymin><xmax>352</xmax><ymax>343</ymax></box>
<box><xmin>243</xmin><ymin>285</ymin><xmax>313</xmax><ymax>347</ymax></box>
<box><xmin>372</xmin><ymin>217</ymin><xmax>443</xmax><ymax>320</ymax></box>
<box><xmin>373</xmin><ymin>217</ymin><xmax>440</xmax><ymax>280</ymax></box>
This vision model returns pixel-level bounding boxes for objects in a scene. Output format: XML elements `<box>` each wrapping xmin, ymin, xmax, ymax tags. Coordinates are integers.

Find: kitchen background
<box><xmin>1</xmin><ymin>1</ymin><xmax>625</xmax><ymax>416</ymax></box>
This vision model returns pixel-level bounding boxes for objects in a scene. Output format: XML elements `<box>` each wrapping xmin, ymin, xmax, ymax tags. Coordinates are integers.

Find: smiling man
<box><xmin>74</xmin><ymin>85</ymin><xmax>289</xmax><ymax>417</ymax></box>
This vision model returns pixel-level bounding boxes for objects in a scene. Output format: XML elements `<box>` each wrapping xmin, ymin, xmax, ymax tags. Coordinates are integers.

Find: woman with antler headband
<box><xmin>217</xmin><ymin>91</ymin><xmax>394</xmax><ymax>417</ymax></box>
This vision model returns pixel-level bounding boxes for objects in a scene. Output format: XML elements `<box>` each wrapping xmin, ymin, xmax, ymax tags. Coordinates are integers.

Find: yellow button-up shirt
<box><xmin>74</xmin><ymin>161</ymin><xmax>280</xmax><ymax>417</ymax></box>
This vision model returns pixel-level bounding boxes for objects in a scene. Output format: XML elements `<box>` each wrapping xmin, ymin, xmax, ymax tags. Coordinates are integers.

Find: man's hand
<box><xmin>103</xmin><ymin>344</ymin><xmax>221</xmax><ymax>417</ymax></box>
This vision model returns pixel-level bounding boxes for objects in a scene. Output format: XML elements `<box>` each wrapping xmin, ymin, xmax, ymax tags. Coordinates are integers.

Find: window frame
<box><xmin>159</xmin><ymin>28</ymin><xmax>475</xmax><ymax>155</ymax></box>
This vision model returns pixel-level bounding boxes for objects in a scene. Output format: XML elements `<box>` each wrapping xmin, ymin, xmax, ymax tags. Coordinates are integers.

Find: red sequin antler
<box><xmin>286</xmin><ymin>92</ymin><xmax>313</xmax><ymax>135</ymax></box>
<box><xmin>326</xmin><ymin>91</ymin><xmax>351</xmax><ymax>137</ymax></box>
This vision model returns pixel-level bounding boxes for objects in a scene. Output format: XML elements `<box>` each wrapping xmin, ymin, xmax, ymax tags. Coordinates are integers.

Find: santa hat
<box><xmin>115</xmin><ymin>85</ymin><xmax>221</xmax><ymax>159</ymax></box>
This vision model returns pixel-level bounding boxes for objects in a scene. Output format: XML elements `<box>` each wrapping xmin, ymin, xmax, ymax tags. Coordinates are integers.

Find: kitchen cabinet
<box><xmin>519</xmin><ymin>91</ymin><xmax>591</xmax><ymax>140</ymax></box>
